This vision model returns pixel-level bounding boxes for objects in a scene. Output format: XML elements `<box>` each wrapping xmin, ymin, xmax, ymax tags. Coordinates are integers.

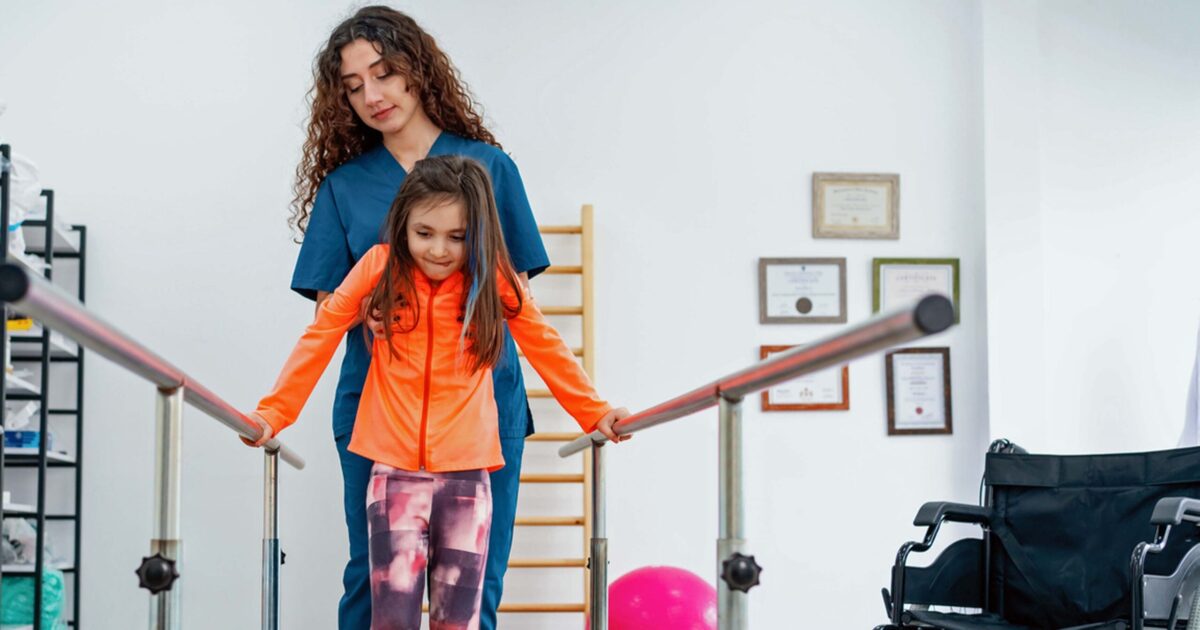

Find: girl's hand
<box><xmin>596</xmin><ymin>407</ymin><xmax>632</xmax><ymax>444</ymax></box>
<box><xmin>360</xmin><ymin>296</ymin><xmax>386</xmax><ymax>336</ymax></box>
<box><xmin>240</xmin><ymin>411</ymin><xmax>275</xmax><ymax>448</ymax></box>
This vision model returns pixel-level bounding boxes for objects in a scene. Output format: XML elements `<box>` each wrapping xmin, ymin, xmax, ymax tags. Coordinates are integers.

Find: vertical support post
<box><xmin>262</xmin><ymin>449</ymin><xmax>280</xmax><ymax>630</ymax></box>
<box><xmin>718</xmin><ymin>395</ymin><xmax>748</xmax><ymax>630</ymax></box>
<box><xmin>149</xmin><ymin>387</ymin><xmax>183</xmax><ymax>629</ymax></box>
<box><xmin>588</xmin><ymin>442</ymin><xmax>607</xmax><ymax>630</ymax></box>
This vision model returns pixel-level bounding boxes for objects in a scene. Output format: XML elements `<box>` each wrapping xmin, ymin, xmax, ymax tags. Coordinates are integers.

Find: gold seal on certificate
<box><xmin>886</xmin><ymin>348</ymin><xmax>952</xmax><ymax>435</ymax></box>
<box><xmin>812</xmin><ymin>173</ymin><xmax>900</xmax><ymax>240</ymax></box>
<box><xmin>760</xmin><ymin>345</ymin><xmax>849</xmax><ymax>411</ymax></box>
<box><xmin>873</xmin><ymin>258</ymin><xmax>960</xmax><ymax>322</ymax></box>
<box><xmin>758</xmin><ymin>258</ymin><xmax>847</xmax><ymax>324</ymax></box>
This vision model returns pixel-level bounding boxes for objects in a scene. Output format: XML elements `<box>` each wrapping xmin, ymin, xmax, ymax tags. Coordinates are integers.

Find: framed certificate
<box><xmin>758</xmin><ymin>257</ymin><xmax>847</xmax><ymax>324</ymax></box>
<box><xmin>886</xmin><ymin>348</ymin><xmax>952</xmax><ymax>435</ymax></box>
<box><xmin>873</xmin><ymin>258</ymin><xmax>960</xmax><ymax>323</ymax></box>
<box><xmin>812</xmin><ymin>172</ymin><xmax>900</xmax><ymax>240</ymax></box>
<box><xmin>760</xmin><ymin>345</ymin><xmax>849</xmax><ymax>411</ymax></box>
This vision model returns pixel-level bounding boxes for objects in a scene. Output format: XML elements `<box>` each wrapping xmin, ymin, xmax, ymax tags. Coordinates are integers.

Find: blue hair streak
<box><xmin>458</xmin><ymin>207</ymin><xmax>492</xmax><ymax>352</ymax></box>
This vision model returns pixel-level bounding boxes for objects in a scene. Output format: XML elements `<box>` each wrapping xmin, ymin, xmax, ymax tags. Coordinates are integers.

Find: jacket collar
<box><xmin>414</xmin><ymin>268</ymin><xmax>465</xmax><ymax>295</ymax></box>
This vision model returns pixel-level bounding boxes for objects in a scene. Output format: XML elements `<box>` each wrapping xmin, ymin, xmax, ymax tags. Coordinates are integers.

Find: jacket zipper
<box><xmin>418</xmin><ymin>283</ymin><xmax>437</xmax><ymax>471</ymax></box>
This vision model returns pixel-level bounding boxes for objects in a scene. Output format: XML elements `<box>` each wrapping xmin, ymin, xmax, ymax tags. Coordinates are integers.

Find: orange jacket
<box><xmin>256</xmin><ymin>244</ymin><xmax>610</xmax><ymax>472</ymax></box>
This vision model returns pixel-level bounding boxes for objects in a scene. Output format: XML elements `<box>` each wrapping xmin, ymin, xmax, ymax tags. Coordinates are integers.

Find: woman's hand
<box><xmin>595</xmin><ymin>407</ymin><xmax>632</xmax><ymax>444</ymax></box>
<box><xmin>240</xmin><ymin>411</ymin><xmax>275</xmax><ymax>448</ymax></box>
<box><xmin>359</xmin><ymin>296</ymin><xmax>385</xmax><ymax>336</ymax></box>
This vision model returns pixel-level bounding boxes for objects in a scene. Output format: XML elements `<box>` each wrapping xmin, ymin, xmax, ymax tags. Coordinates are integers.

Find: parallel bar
<box><xmin>183</xmin><ymin>381</ymin><xmax>304</xmax><ymax>469</ymax></box>
<box><xmin>559</xmin><ymin>382</ymin><xmax>719</xmax><ymax>456</ymax></box>
<box><xmin>149</xmin><ymin>388</ymin><xmax>184</xmax><ymax>629</ymax></box>
<box><xmin>0</xmin><ymin>264</ymin><xmax>305</xmax><ymax>469</ymax></box>
<box><xmin>1</xmin><ymin>266</ymin><xmax>180</xmax><ymax>387</ymax></box>
<box><xmin>559</xmin><ymin>295</ymin><xmax>954</xmax><ymax>457</ymax></box>
<box><xmin>719</xmin><ymin>298</ymin><xmax>949</xmax><ymax>399</ymax></box>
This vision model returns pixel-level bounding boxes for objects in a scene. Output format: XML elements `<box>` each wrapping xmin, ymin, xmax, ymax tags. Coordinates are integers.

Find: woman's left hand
<box><xmin>595</xmin><ymin>407</ymin><xmax>632</xmax><ymax>444</ymax></box>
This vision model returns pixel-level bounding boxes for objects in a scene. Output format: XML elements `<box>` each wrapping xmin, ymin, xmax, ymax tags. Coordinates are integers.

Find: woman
<box><xmin>287</xmin><ymin>7</ymin><xmax>547</xmax><ymax>629</ymax></box>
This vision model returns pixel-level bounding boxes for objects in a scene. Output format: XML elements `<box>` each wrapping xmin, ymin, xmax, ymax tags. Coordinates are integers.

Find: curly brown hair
<box><xmin>290</xmin><ymin>6</ymin><xmax>500</xmax><ymax>238</ymax></box>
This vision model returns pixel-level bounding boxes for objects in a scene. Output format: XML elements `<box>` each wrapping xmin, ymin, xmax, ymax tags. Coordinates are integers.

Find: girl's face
<box><xmin>406</xmin><ymin>198</ymin><xmax>467</xmax><ymax>283</ymax></box>
<box><xmin>339</xmin><ymin>38</ymin><xmax>424</xmax><ymax>137</ymax></box>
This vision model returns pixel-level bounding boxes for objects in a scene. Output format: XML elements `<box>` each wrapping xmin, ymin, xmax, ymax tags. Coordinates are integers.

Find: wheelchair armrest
<box><xmin>913</xmin><ymin>501</ymin><xmax>991</xmax><ymax>527</ymax></box>
<box><xmin>1150</xmin><ymin>497</ymin><xmax>1200</xmax><ymax>526</ymax></box>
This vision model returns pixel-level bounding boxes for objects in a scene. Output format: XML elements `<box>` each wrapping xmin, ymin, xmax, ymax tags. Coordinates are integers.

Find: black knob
<box><xmin>136</xmin><ymin>553</ymin><xmax>180</xmax><ymax>594</ymax></box>
<box><xmin>720</xmin><ymin>552</ymin><xmax>762</xmax><ymax>592</ymax></box>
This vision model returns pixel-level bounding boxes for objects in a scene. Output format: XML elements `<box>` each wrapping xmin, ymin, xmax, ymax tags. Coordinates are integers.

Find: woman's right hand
<box><xmin>360</xmin><ymin>296</ymin><xmax>386</xmax><ymax>336</ymax></box>
<box><xmin>240</xmin><ymin>411</ymin><xmax>275</xmax><ymax>448</ymax></box>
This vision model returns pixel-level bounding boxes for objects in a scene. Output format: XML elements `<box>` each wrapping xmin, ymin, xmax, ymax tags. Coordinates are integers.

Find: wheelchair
<box><xmin>877</xmin><ymin>440</ymin><xmax>1200</xmax><ymax>629</ymax></box>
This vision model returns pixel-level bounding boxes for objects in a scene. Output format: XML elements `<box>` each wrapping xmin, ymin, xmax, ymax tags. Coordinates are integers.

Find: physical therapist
<box><xmin>283</xmin><ymin>6</ymin><xmax>548</xmax><ymax>629</ymax></box>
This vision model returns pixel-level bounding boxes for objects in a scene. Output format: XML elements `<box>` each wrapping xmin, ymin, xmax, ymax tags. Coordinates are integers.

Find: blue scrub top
<box><xmin>290</xmin><ymin>132</ymin><xmax>550</xmax><ymax>440</ymax></box>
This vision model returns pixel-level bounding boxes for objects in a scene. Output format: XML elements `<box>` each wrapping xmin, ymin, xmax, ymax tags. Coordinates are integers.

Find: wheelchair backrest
<box><xmin>986</xmin><ymin>445</ymin><xmax>1200</xmax><ymax>627</ymax></box>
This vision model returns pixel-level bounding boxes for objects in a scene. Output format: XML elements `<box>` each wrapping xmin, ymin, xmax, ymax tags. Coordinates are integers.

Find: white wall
<box><xmin>3</xmin><ymin>1</ymin><xmax>989</xmax><ymax>628</ymax></box>
<box><xmin>984</xmin><ymin>0</ymin><xmax>1200</xmax><ymax>453</ymax></box>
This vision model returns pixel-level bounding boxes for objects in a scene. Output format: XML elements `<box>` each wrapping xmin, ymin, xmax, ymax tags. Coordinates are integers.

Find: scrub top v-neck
<box><xmin>289</xmin><ymin>132</ymin><xmax>550</xmax><ymax>439</ymax></box>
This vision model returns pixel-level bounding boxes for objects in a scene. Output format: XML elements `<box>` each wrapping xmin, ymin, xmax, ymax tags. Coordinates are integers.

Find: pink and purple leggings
<box><xmin>366</xmin><ymin>464</ymin><xmax>492</xmax><ymax>630</ymax></box>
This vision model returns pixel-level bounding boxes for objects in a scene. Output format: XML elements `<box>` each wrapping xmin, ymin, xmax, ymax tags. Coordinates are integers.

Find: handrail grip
<box><xmin>559</xmin><ymin>294</ymin><xmax>955</xmax><ymax>457</ymax></box>
<box><xmin>0</xmin><ymin>263</ymin><xmax>305</xmax><ymax>470</ymax></box>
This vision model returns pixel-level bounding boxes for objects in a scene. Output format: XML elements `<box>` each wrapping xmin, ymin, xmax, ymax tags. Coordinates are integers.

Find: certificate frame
<box><xmin>759</xmin><ymin>345</ymin><xmax>849</xmax><ymax>411</ymax></box>
<box><xmin>812</xmin><ymin>172</ymin><xmax>900</xmax><ymax>240</ymax></box>
<box><xmin>872</xmin><ymin>258</ymin><xmax>961</xmax><ymax>323</ymax></box>
<box><xmin>885</xmin><ymin>347</ymin><xmax>952</xmax><ymax>436</ymax></box>
<box><xmin>758</xmin><ymin>257</ymin><xmax>848</xmax><ymax>324</ymax></box>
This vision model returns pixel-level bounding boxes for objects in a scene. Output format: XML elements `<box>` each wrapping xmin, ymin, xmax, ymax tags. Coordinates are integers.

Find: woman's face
<box><xmin>339</xmin><ymin>38</ymin><xmax>424</xmax><ymax>137</ymax></box>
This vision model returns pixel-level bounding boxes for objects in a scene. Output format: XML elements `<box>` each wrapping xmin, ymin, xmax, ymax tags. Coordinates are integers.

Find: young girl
<box><xmin>250</xmin><ymin>155</ymin><xmax>626</xmax><ymax>629</ymax></box>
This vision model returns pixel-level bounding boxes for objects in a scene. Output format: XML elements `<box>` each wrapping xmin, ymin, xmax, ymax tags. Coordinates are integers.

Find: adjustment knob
<box><xmin>136</xmin><ymin>553</ymin><xmax>180</xmax><ymax>594</ymax></box>
<box><xmin>720</xmin><ymin>552</ymin><xmax>762</xmax><ymax>593</ymax></box>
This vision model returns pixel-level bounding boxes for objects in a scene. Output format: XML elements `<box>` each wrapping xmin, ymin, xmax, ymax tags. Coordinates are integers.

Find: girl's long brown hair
<box><xmin>369</xmin><ymin>155</ymin><xmax>522</xmax><ymax>373</ymax></box>
<box><xmin>290</xmin><ymin>6</ymin><xmax>500</xmax><ymax>237</ymax></box>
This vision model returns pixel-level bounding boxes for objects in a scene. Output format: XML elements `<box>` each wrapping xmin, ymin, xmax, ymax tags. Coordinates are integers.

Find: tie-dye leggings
<box><xmin>366</xmin><ymin>464</ymin><xmax>492</xmax><ymax>630</ymax></box>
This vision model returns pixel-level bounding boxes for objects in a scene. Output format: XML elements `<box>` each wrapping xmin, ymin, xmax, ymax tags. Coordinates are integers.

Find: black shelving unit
<box><xmin>1</xmin><ymin>143</ymin><xmax>87</xmax><ymax>629</ymax></box>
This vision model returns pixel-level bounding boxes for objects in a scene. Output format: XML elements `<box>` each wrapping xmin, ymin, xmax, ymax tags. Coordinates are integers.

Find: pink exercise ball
<box><xmin>592</xmin><ymin>566</ymin><xmax>718</xmax><ymax>630</ymax></box>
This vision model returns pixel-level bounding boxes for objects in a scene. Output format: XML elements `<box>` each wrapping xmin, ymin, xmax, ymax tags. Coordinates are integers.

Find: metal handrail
<box><xmin>0</xmin><ymin>261</ymin><xmax>299</xmax><ymax>629</ymax></box>
<box><xmin>562</xmin><ymin>294</ymin><xmax>956</xmax><ymax>630</ymax></box>
<box><xmin>0</xmin><ymin>263</ymin><xmax>304</xmax><ymax>469</ymax></box>
<box><xmin>560</xmin><ymin>294</ymin><xmax>956</xmax><ymax>457</ymax></box>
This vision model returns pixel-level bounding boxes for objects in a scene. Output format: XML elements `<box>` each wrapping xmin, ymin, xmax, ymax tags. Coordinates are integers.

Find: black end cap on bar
<box><xmin>914</xmin><ymin>294</ymin><xmax>955</xmax><ymax>334</ymax></box>
<box><xmin>0</xmin><ymin>264</ymin><xmax>30</xmax><ymax>303</ymax></box>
